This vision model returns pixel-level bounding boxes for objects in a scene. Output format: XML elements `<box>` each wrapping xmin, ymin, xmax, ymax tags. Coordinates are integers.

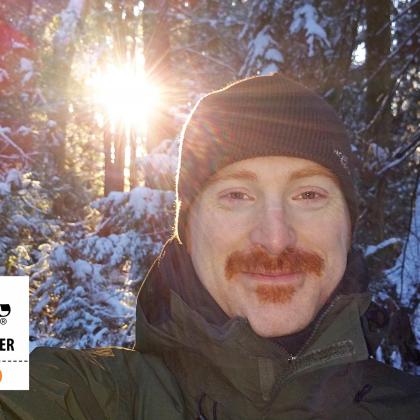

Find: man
<box><xmin>1</xmin><ymin>74</ymin><xmax>419</xmax><ymax>419</ymax></box>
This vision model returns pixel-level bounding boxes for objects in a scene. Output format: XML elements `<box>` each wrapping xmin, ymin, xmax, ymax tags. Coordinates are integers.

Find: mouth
<box><xmin>241</xmin><ymin>271</ymin><xmax>302</xmax><ymax>282</ymax></box>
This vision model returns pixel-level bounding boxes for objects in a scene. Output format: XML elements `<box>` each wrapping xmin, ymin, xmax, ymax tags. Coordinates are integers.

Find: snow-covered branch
<box><xmin>0</xmin><ymin>127</ymin><xmax>29</xmax><ymax>159</ymax></box>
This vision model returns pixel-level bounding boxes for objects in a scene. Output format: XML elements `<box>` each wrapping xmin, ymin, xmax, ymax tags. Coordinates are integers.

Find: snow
<box><xmin>265</xmin><ymin>48</ymin><xmax>284</xmax><ymax>62</ymax></box>
<box><xmin>55</xmin><ymin>0</ymin><xmax>86</xmax><ymax>46</ymax></box>
<box><xmin>386</xmin><ymin>186</ymin><xmax>419</xmax><ymax>297</ymax></box>
<box><xmin>80</xmin><ymin>234</ymin><xmax>132</xmax><ymax>266</ymax></box>
<box><xmin>17</xmin><ymin>126</ymin><xmax>32</xmax><ymax>136</ymax></box>
<box><xmin>129</xmin><ymin>187</ymin><xmax>162</xmax><ymax>218</ymax></box>
<box><xmin>73</xmin><ymin>285</ymin><xmax>85</xmax><ymax>296</ymax></box>
<box><xmin>261</xmin><ymin>63</ymin><xmax>279</xmax><ymax>75</ymax></box>
<box><xmin>250</xmin><ymin>27</ymin><xmax>276</xmax><ymax>63</ymax></box>
<box><xmin>0</xmin><ymin>68</ymin><xmax>9</xmax><ymax>82</ymax></box>
<box><xmin>6</xmin><ymin>169</ymin><xmax>21</xmax><ymax>186</ymax></box>
<box><xmin>52</xmin><ymin>245</ymin><xmax>68</xmax><ymax>266</ymax></box>
<box><xmin>240</xmin><ymin>25</ymin><xmax>283</xmax><ymax>76</ymax></box>
<box><xmin>290</xmin><ymin>5</ymin><xmax>329</xmax><ymax>57</ymax></box>
<box><xmin>0</xmin><ymin>126</ymin><xmax>11</xmax><ymax>136</ymax></box>
<box><xmin>364</xmin><ymin>237</ymin><xmax>401</xmax><ymax>257</ymax></box>
<box><xmin>20</xmin><ymin>58</ymin><xmax>34</xmax><ymax>84</ymax></box>
<box><xmin>20</xmin><ymin>58</ymin><xmax>33</xmax><ymax>73</ymax></box>
<box><xmin>0</xmin><ymin>182</ymin><xmax>10</xmax><ymax>197</ymax></box>
<box><xmin>0</xmin><ymin>170</ymin><xmax>22</xmax><ymax>194</ymax></box>
<box><xmin>12</xmin><ymin>215</ymin><xmax>29</xmax><ymax>227</ymax></box>
<box><xmin>33</xmin><ymin>294</ymin><xmax>50</xmax><ymax>314</ymax></box>
<box><xmin>71</xmin><ymin>259</ymin><xmax>92</xmax><ymax>280</ymax></box>
<box><xmin>390</xmin><ymin>350</ymin><xmax>403</xmax><ymax>371</ymax></box>
<box><xmin>12</xmin><ymin>41</ymin><xmax>26</xmax><ymax>49</ymax></box>
<box><xmin>107</xmin><ymin>191</ymin><xmax>126</xmax><ymax>206</ymax></box>
<box><xmin>386</xmin><ymin>183</ymin><xmax>420</xmax><ymax>348</ymax></box>
<box><xmin>369</xmin><ymin>143</ymin><xmax>388</xmax><ymax>162</ymax></box>
<box><xmin>375</xmin><ymin>345</ymin><xmax>384</xmax><ymax>363</ymax></box>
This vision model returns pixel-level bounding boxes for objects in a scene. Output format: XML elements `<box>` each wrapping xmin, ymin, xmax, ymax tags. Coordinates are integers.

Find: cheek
<box><xmin>191</xmin><ymin>205</ymin><xmax>250</xmax><ymax>248</ymax></box>
<box><xmin>188</xmin><ymin>207</ymin><xmax>253</xmax><ymax>283</ymax></box>
<box><xmin>213</xmin><ymin>213</ymin><xmax>250</xmax><ymax>244</ymax></box>
<box><xmin>324</xmin><ymin>220</ymin><xmax>351</xmax><ymax>262</ymax></box>
<box><xmin>188</xmin><ymin>207</ymin><xmax>228</xmax><ymax>263</ymax></box>
<box><xmin>323</xmin><ymin>214</ymin><xmax>351</xmax><ymax>283</ymax></box>
<box><xmin>297</xmin><ymin>201</ymin><xmax>351</xmax><ymax>250</ymax></box>
<box><xmin>334</xmin><ymin>208</ymin><xmax>352</xmax><ymax>253</ymax></box>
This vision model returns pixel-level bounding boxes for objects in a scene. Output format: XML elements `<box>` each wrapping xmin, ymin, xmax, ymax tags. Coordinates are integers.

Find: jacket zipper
<box><xmin>287</xmin><ymin>295</ymin><xmax>342</xmax><ymax>362</ymax></box>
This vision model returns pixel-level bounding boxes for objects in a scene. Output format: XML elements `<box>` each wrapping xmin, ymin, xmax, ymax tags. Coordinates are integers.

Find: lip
<box><xmin>241</xmin><ymin>271</ymin><xmax>302</xmax><ymax>282</ymax></box>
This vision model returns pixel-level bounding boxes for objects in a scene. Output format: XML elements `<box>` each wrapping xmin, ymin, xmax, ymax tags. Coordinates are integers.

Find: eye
<box><xmin>292</xmin><ymin>189</ymin><xmax>327</xmax><ymax>202</ymax></box>
<box><xmin>224</xmin><ymin>191</ymin><xmax>252</xmax><ymax>201</ymax></box>
<box><xmin>218</xmin><ymin>190</ymin><xmax>255</xmax><ymax>207</ymax></box>
<box><xmin>297</xmin><ymin>191</ymin><xmax>321</xmax><ymax>200</ymax></box>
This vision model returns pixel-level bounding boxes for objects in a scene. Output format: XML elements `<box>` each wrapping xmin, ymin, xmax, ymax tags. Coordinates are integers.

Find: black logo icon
<box><xmin>0</xmin><ymin>304</ymin><xmax>11</xmax><ymax>325</ymax></box>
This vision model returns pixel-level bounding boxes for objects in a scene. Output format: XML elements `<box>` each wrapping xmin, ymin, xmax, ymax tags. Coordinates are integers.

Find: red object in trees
<box><xmin>0</xmin><ymin>18</ymin><xmax>35</xmax><ymax>91</ymax></box>
<box><xmin>0</xmin><ymin>18</ymin><xmax>36</xmax><ymax>164</ymax></box>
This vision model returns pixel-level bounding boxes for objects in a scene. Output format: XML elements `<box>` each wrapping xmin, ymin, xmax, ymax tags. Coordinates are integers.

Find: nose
<box><xmin>249</xmin><ymin>204</ymin><xmax>297</xmax><ymax>254</ymax></box>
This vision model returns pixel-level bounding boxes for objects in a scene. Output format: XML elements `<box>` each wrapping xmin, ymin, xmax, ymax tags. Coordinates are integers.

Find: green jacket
<box><xmin>1</xmin><ymin>242</ymin><xmax>419</xmax><ymax>419</ymax></box>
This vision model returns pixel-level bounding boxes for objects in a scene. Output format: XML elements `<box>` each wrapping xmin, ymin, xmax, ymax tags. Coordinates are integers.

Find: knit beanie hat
<box><xmin>175</xmin><ymin>74</ymin><xmax>358</xmax><ymax>244</ymax></box>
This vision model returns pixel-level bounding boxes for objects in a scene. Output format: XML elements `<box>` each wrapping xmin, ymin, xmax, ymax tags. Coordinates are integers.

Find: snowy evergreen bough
<box><xmin>29</xmin><ymin>150</ymin><xmax>176</xmax><ymax>349</ymax></box>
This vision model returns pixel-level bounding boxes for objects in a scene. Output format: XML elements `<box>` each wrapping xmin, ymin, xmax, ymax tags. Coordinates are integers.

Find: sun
<box><xmin>88</xmin><ymin>65</ymin><xmax>160</xmax><ymax>131</ymax></box>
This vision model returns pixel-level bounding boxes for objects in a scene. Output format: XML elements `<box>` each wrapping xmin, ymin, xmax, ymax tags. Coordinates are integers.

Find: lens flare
<box><xmin>87</xmin><ymin>65</ymin><xmax>160</xmax><ymax>131</ymax></box>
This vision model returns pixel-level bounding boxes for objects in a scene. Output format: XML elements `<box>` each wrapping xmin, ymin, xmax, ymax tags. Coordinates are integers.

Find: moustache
<box><xmin>225</xmin><ymin>246</ymin><xmax>324</xmax><ymax>280</ymax></box>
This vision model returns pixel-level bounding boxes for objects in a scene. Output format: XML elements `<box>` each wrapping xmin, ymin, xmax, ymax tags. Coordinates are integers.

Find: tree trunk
<box><xmin>143</xmin><ymin>0</ymin><xmax>175</xmax><ymax>155</ymax></box>
<box><xmin>103</xmin><ymin>1</ymin><xmax>133</xmax><ymax>195</ymax></box>
<box><xmin>104</xmin><ymin>123</ymin><xmax>125</xmax><ymax>195</ymax></box>
<box><xmin>365</xmin><ymin>0</ymin><xmax>392</xmax><ymax>242</ymax></box>
<box><xmin>49</xmin><ymin>0</ymin><xmax>88</xmax><ymax>174</ymax></box>
<box><xmin>320</xmin><ymin>0</ymin><xmax>362</xmax><ymax>107</ymax></box>
<box><xmin>365</xmin><ymin>0</ymin><xmax>392</xmax><ymax>148</ymax></box>
<box><xmin>129</xmin><ymin>128</ymin><xmax>138</xmax><ymax>190</ymax></box>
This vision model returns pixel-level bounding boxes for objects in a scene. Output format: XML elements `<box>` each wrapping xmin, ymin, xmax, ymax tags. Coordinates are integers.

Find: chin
<box><xmin>246</xmin><ymin>306</ymin><xmax>316</xmax><ymax>338</ymax></box>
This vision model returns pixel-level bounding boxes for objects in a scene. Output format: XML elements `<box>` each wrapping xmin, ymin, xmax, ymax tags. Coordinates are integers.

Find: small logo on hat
<box><xmin>334</xmin><ymin>149</ymin><xmax>350</xmax><ymax>175</ymax></box>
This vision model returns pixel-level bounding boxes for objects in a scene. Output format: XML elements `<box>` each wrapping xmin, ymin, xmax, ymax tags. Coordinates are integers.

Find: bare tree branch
<box><xmin>376</xmin><ymin>0</ymin><xmax>420</xmax><ymax>36</ymax></box>
<box><xmin>0</xmin><ymin>129</ymin><xmax>29</xmax><ymax>159</ymax></box>
<box><xmin>377</xmin><ymin>131</ymin><xmax>420</xmax><ymax>177</ymax></box>
<box><xmin>357</xmin><ymin>56</ymin><xmax>415</xmax><ymax>136</ymax></box>
<box><xmin>366</xmin><ymin>21</ymin><xmax>420</xmax><ymax>85</ymax></box>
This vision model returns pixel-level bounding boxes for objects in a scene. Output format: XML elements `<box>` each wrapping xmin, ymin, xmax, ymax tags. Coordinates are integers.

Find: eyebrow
<box><xmin>207</xmin><ymin>169</ymin><xmax>258</xmax><ymax>186</ymax></box>
<box><xmin>207</xmin><ymin>166</ymin><xmax>339</xmax><ymax>187</ymax></box>
<box><xmin>288</xmin><ymin>167</ymin><xmax>339</xmax><ymax>186</ymax></box>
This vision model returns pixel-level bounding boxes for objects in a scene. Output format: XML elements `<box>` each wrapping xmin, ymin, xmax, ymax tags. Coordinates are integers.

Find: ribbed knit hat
<box><xmin>175</xmin><ymin>74</ymin><xmax>358</xmax><ymax>243</ymax></box>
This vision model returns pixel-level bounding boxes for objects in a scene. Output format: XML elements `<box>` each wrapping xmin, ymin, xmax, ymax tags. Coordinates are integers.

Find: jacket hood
<box><xmin>135</xmin><ymin>239</ymin><xmax>372</xmax><ymax>407</ymax></box>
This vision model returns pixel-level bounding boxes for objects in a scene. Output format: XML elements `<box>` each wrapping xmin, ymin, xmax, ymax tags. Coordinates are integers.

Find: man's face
<box><xmin>187</xmin><ymin>156</ymin><xmax>351</xmax><ymax>337</ymax></box>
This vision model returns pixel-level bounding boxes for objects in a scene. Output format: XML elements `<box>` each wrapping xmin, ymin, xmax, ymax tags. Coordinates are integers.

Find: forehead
<box><xmin>205</xmin><ymin>156</ymin><xmax>340</xmax><ymax>189</ymax></box>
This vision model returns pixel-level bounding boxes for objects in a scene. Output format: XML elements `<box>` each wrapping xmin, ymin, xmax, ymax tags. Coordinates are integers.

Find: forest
<box><xmin>0</xmin><ymin>0</ymin><xmax>419</xmax><ymax>374</ymax></box>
